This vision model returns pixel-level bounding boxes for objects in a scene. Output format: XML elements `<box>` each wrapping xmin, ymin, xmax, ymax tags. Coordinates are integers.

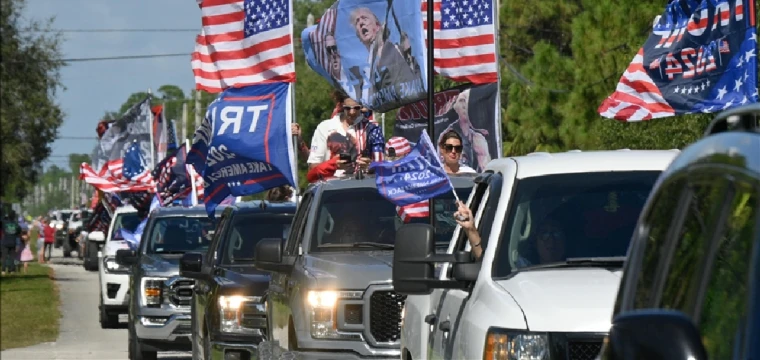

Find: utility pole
<box><xmin>194</xmin><ymin>90</ymin><xmax>202</xmax><ymax>131</ymax></box>
<box><xmin>181</xmin><ymin>101</ymin><xmax>188</xmax><ymax>142</ymax></box>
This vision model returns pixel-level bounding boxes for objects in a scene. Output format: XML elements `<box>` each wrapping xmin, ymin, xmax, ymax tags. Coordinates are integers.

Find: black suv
<box><xmin>180</xmin><ymin>201</ymin><xmax>296</xmax><ymax>360</ymax></box>
<box><xmin>599</xmin><ymin>104</ymin><xmax>760</xmax><ymax>360</ymax></box>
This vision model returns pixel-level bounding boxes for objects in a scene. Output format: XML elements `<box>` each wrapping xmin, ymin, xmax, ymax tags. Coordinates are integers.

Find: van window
<box><xmin>697</xmin><ymin>181</ymin><xmax>758</xmax><ymax>359</ymax></box>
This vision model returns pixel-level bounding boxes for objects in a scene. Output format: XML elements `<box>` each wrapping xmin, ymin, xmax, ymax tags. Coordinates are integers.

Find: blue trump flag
<box><xmin>121</xmin><ymin>217</ymin><xmax>147</xmax><ymax>250</ymax></box>
<box><xmin>369</xmin><ymin>131</ymin><xmax>453</xmax><ymax>207</ymax></box>
<box><xmin>599</xmin><ymin>0</ymin><xmax>757</xmax><ymax>121</ymax></box>
<box><xmin>187</xmin><ymin>82</ymin><xmax>297</xmax><ymax>217</ymax></box>
<box><xmin>302</xmin><ymin>0</ymin><xmax>428</xmax><ymax>113</ymax></box>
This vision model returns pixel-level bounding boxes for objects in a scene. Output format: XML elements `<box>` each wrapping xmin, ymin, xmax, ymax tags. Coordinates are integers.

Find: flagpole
<box><xmin>186</xmin><ymin>139</ymin><xmax>199</xmax><ymax>206</ymax></box>
<box><xmin>147</xmin><ymin>88</ymin><xmax>156</xmax><ymax>168</ymax></box>
<box><xmin>288</xmin><ymin>0</ymin><xmax>301</xmax><ymax>207</ymax></box>
<box><xmin>426</xmin><ymin>0</ymin><xmax>436</xmax><ymax>227</ymax></box>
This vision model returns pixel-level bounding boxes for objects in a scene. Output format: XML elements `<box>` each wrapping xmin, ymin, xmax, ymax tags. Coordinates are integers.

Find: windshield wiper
<box><xmin>351</xmin><ymin>242</ymin><xmax>394</xmax><ymax>249</ymax></box>
<box><xmin>318</xmin><ymin>242</ymin><xmax>394</xmax><ymax>249</ymax></box>
<box><xmin>153</xmin><ymin>250</ymin><xmax>187</xmax><ymax>254</ymax></box>
<box><xmin>519</xmin><ymin>256</ymin><xmax>626</xmax><ymax>271</ymax></box>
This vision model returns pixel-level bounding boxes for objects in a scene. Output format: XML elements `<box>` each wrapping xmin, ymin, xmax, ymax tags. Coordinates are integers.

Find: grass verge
<box><xmin>0</xmin><ymin>264</ymin><xmax>60</xmax><ymax>350</ymax></box>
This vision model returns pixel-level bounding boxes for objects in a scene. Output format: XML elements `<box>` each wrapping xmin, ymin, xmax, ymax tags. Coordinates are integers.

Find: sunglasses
<box><xmin>442</xmin><ymin>144</ymin><xmax>463</xmax><ymax>153</ymax></box>
<box><xmin>326</xmin><ymin>45</ymin><xmax>338</xmax><ymax>55</ymax></box>
<box><xmin>343</xmin><ymin>106</ymin><xmax>362</xmax><ymax>111</ymax></box>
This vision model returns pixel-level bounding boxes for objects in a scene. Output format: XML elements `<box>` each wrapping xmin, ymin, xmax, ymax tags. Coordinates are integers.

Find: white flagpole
<box><xmin>186</xmin><ymin>139</ymin><xmax>199</xmax><ymax>206</ymax></box>
<box><xmin>287</xmin><ymin>0</ymin><xmax>300</xmax><ymax>206</ymax></box>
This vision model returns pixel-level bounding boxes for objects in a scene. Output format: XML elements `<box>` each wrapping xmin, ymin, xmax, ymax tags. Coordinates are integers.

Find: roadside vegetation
<box><xmin>0</xmin><ymin>231</ymin><xmax>60</xmax><ymax>350</ymax></box>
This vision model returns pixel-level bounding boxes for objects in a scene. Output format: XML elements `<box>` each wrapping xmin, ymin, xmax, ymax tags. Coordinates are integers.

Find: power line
<box><xmin>21</xmin><ymin>28</ymin><xmax>197</xmax><ymax>33</ymax></box>
<box><xmin>62</xmin><ymin>53</ymin><xmax>190</xmax><ymax>62</ymax></box>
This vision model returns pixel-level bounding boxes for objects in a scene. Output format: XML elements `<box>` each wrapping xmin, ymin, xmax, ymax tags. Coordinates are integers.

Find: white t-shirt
<box><xmin>457</xmin><ymin>165</ymin><xmax>477</xmax><ymax>174</ymax></box>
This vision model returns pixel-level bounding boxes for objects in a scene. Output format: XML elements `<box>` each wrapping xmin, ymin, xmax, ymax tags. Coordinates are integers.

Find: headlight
<box><xmin>56</xmin><ymin>223</ymin><xmax>64</xmax><ymax>229</ymax></box>
<box><xmin>141</xmin><ymin>277</ymin><xmax>166</xmax><ymax>307</ymax></box>
<box><xmin>103</xmin><ymin>257</ymin><xmax>129</xmax><ymax>274</ymax></box>
<box><xmin>306</xmin><ymin>290</ymin><xmax>364</xmax><ymax>340</ymax></box>
<box><xmin>484</xmin><ymin>328</ymin><xmax>549</xmax><ymax>360</ymax></box>
<box><xmin>218</xmin><ymin>295</ymin><xmax>263</xmax><ymax>334</ymax></box>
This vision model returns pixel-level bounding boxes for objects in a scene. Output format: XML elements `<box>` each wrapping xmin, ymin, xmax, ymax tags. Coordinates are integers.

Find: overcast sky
<box><xmin>23</xmin><ymin>0</ymin><xmax>200</xmax><ymax>169</ymax></box>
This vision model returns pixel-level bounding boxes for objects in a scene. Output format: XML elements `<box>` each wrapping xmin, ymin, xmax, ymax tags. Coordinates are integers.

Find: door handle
<box><xmin>438</xmin><ymin>320</ymin><xmax>451</xmax><ymax>332</ymax></box>
<box><xmin>424</xmin><ymin>314</ymin><xmax>437</xmax><ymax>325</ymax></box>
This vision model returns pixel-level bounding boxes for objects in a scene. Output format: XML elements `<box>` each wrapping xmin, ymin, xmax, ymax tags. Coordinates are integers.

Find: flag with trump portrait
<box><xmin>301</xmin><ymin>0</ymin><xmax>428</xmax><ymax>112</ymax></box>
<box><xmin>187</xmin><ymin>82</ymin><xmax>297</xmax><ymax>217</ymax></box>
<box><xmin>599</xmin><ymin>0</ymin><xmax>757</xmax><ymax>121</ymax></box>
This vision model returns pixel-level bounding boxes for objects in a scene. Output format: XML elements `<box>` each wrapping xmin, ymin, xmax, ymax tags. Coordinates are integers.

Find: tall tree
<box><xmin>0</xmin><ymin>0</ymin><xmax>65</xmax><ymax>200</ymax></box>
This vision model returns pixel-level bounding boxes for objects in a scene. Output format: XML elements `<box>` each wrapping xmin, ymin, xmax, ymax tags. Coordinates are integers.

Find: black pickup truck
<box><xmin>180</xmin><ymin>200</ymin><xmax>296</xmax><ymax>360</ymax></box>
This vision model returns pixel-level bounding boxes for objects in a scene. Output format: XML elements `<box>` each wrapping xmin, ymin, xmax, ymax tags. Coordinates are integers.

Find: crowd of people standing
<box><xmin>1</xmin><ymin>211</ymin><xmax>60</xmax><ymax>276</ymax></box>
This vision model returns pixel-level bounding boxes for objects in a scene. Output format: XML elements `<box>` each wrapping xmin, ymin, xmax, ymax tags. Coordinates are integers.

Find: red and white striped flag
<box><xmin>397</xmin><ymin>200</ymin><xmax>430</xmax><ymax>223</ymax></box>
<box><xmin>80</xmin><ymin>160</ymin><xmax>155</xmax><ymax>193</ymax></box>
<box><xmin>192</xmin><ymin>0</ymin><xmax>296</xmax><ymax>93</ymax></box>
<box><xmin>308</xmin><ymin>4</ymin><xmax>337</xmax><ymax>75</ymax></box>
<box><xmin>422</xmin><ymin>0</ymin><xmax>498</xmax><ymax>84</ymax></box>
<box><xmin>597</xmin><ymin>49</ymin><xmax>675</xmax><ymax>121</ymax></box>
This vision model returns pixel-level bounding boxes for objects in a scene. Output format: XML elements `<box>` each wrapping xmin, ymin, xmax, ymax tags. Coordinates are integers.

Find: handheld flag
<box><xmin>599</xmin><ymin>0</ymin><xmax>758</xmax><ymax>121</ymax></box>
<box><xmin>187</xmin><ymin>82</ymin><xmax>297</xmax><ymax>217</ymax></box>
<box><xmin>369</xmin><ymin>131</ymin><xmax>453</xmax><ymax>207</ymax></box>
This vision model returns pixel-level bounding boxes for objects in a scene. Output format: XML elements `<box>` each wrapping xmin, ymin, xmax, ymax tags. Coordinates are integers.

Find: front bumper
<box><xmin>209</xmin><ymin>341</ymin><xmax>260</xmax><ymax>360</ymax></box>
<box><xmin>286</xmin><ymin>350</ymin><xmax>399</xmax><ymax>360</ymax></box>
<box><xmin>135</xmin><ymin>313</ymin><xmax>192</xmax><ymax>342</ymax></box>
<box><xmin>100</xmin><ymin>271</ymin><xmax>130</xmax><ymax>307</ymax></box>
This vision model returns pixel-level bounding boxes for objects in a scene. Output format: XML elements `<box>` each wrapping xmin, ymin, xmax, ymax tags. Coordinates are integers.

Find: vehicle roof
<box><xmin>485</xmin><ymin>149</ymin><xmax>681</xmax><ymax>179</ymax></box>
<box><xmin>233</xmin><ymin>200</ymin><xmax>297</xmax><ymax>214</ymax></box>
<box><xmin>114</xmin><ymin>205</ymin><xmax>137</xmax><ymax>214</ymax></box>
<box><xmin>151</xmin><ymin>205</ymin><xmax>225</xmax><ymax>218</ymax></box>
<box><xmin>310</xmin><ymin>173</ymin><xmax>477</xmax><ymax>192</ymax></box>
<box><xmin>662</xmin><ymin>131</ymin><xmax>760</xmax><ymax>179</ymax></box>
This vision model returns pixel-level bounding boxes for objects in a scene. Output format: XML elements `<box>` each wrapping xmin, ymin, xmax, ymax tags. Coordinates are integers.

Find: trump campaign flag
<box><xmin>187</xmin><ymin>82</ymin><xmax>297</xmax><ymax>216</ymax></box>
<box><xmin>301</xmin><ymin>0</ymin><xmax>428</xmax><ymax>112</ymax></box>
<box><xmin>599</xmin><ymin>0</ymin><xmax>758</xmax><ymax>121</ymax></box>
<box><xmin>369</xmin><ymin>131</ymin><xmax>453</xmax><ymax>207</ymax></box>
<box><xmin>192</xmin><ymin>0</ymin><xmax>296</xmax><ymax>92</ymax></box>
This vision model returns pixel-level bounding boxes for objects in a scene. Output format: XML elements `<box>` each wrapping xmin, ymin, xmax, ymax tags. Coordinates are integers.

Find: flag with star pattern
<box><xmin>599</xmin><ymin>0</ymin><xmax>757</xmax><ymax>121</ymax></box>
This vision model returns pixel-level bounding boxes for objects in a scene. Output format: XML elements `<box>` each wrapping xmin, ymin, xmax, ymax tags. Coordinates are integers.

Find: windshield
<box><xmin>221</xmin><ymin>213</ymin><xmax>294</xmax><ymax>265</ymax></box>
<box><xmin>492</xmin><ymin>171</ymin><xmax>661</xmax><ymax>278</ymax></box>
<box><xmin>310</xmin><ymin>186</ymin><xmax>472</xmax><ymax>252</ymax></box>
<box><xmin>61</xmin><ymin>212</ymin><xmax>72</xmax><ymax>221</ymax></box>
<box><xmin>110</xmin><ymin>212</ymin><xmax>141</xmax><ymax>241</ymax></box>
<box><xmin>145</xmin><ymin>216</ymin><xmax>216</xmax><ymax>254</ymax></box>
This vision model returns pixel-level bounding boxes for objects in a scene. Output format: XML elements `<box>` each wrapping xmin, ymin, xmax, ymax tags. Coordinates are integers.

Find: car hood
<box><xmin>495</xmin><ymin>268</ymin><xmax>623</xmax><ymax>332</ymax></box>
<box><xmin>304</xmin><ymin>252</ymin><xmax>393</xmax><ymax>289</ymax></box>
<box><xmin>141</xmin><ymin>253</ymin><xmax>183</xmax><ymax>275</ymax></box>
<box><xmin>215</xmin><ymin>267</ymin><xmax>271</xmax><ymax>297</ymax></box>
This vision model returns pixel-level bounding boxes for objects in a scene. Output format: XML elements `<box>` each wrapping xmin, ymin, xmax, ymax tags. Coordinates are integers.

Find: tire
<box><xmin>99</xmin><ymin>296</ymin><xmax>119</xmax><ymax>329</ymax></box>
<box><xmin>84</xmin><ymin>241</ymin><xmax>99</xmax><ymax>271</ymax></box>
<box><xmin>63</xmin><ymin>240</ymin><xmax>72</xmax><ymax>258</ymax></box>
<box><xmin>287</xmin><ymin>318</ymin><xmax>298</xmax><ymax>351</ymax></box>
<box><xmin>128</xmin><ymin>323</ymin><xmax>157</xmax><ymax>360</ymax></box>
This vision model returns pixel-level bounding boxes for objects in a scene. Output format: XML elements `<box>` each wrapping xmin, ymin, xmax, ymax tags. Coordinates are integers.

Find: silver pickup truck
<box><xmin>254</xmin><ymin>174</ymin><xmax>474</xmax><ymax>360</ymax></box>
<box><xmin>116</xmin><ymin>205</ymin><xmax>222</xmax><ymax>360</ymax></box>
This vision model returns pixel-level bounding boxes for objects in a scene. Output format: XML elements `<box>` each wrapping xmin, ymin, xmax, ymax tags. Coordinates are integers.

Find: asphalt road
<box><xmin>0</xmin><ymin>246</ymin><xmax>191</xmax><ymax>360</ymax></box>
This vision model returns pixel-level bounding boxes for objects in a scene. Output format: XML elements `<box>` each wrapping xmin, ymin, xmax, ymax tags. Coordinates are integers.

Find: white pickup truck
<box><xmin>393</xmin><ymin>150</ymin><xmax>678</xmax><ymax>360</ymax></box>
<box><xmin>91</xmin><ymin>205</ymin><xmax>140</xmax><ymax>328</ymax></box>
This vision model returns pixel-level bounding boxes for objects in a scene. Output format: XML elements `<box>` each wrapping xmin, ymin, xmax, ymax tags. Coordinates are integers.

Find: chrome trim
<box><xmin>163</xmin><ymin>276</ymin><xmax>194</xmax><ymax>309</ymax></box>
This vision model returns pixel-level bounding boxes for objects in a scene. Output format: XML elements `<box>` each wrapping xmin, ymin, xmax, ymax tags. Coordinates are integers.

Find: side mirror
<box><xmin>254</xmin><ymin>239</ymin><xmax>292</xmax><ymax>273</ymax></box>
<box><xmin>599</xmin><ymin>310</ymin><xmax>707</xmax><ymax>360</ymax></box>
<box><xmin>115</xmin><ymin>249</ymin><xmax>138</xmax><ymax>266</ymax></box>
<box><xmin>88</xmin><ymin>231</ymin><xmax>106</xmax><ymax>242</ymax></box>
<box><xmin>180</xmin><ymin>252</ymin><xmax>204</xmax><ymax>279</ymax></box>
<box><xmin>393</xmin><ymin>224</ymin><xmax>437</xmax><ymax>295</ymax></box>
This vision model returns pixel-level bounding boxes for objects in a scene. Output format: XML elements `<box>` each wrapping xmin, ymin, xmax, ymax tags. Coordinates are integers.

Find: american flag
<box><xmin>191</xmin><ymin>0</ymin><xmax>296</xmax><ymax>93</ymax></box>
<box><xmin>80</xmin><ymin>159</ymin><xmax>155</xmax><ymax>193</ymax></box>
<box><xmin>421</xmin><ymin>0</ymin><xmax>498</xmax><ymax>84</ymax></box>
<box><xmin>308</xmin><ymin>3</ymin><xmax>337</xmax><ymax>75</ymax></box>
<box><xmin>397</xmin><ymin>200</ymin><xmax>430</xmax><ymax>223</ymax></box>
<box><xmin>355</xmin><ymin>120</ymin><xmax>385</xmax><ymax>162</ymax></box>
<box><xmin>598</xmin><ymin>49</ymin><xmax>676</xmax><ymax>120</ymax></box>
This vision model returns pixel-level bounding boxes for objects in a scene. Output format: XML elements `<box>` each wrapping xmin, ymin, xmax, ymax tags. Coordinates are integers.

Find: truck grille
<box><xmin>167</xmin><ymin>279</ymin><xmax>194</xmax><ymax>307</ymax></box>
<box><xmin>368</xmin><ymin>291</ymin><xmax>406</xmax><ymax>343</ymax></box>
<box><xmin>240</xmin><ymin>302</ymin><xmax>267</xmax><ymax>329</ymax></box>
<box><xmin>567</xmin><ymin>340</ymin><xmax>603</xmax><ymax>360</ymax></box>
